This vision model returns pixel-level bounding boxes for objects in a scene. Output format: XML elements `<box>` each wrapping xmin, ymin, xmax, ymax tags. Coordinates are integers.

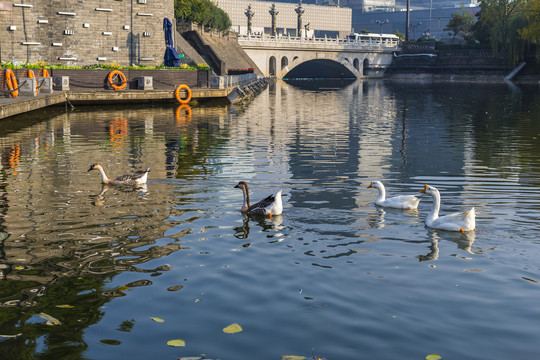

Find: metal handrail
<box><xmin>237</xmin><ymin>34</ymin><xmax>400</xmax><ymax>49</ymax></box>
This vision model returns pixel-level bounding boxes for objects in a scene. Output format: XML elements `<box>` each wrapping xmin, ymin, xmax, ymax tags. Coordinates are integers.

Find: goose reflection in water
<box><xmin>418</xmin><ymin>229</ymin><xmax>477</xmax><ymax>262</ymax></box>
<box><xmin>90</xmin><ymin>184</ymin><xmax>148</xmax><ymax>206</ymax></box>
<box><xmin>234</xmin><ymin>213</ymin><xmax>284</xmax><ymax>240</ymax></box>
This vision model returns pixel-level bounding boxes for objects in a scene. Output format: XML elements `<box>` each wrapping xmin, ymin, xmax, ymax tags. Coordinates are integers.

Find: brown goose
<box><xmin>234</xmin><ymin>181</ymin><xmax>283</xmax><ymax>217</ymax></box>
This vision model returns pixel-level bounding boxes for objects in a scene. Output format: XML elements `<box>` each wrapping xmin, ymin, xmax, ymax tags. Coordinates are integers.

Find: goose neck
<box><xmin>97</xmin><ymin>167</ymin><xmax>109</xmax><ymax>184</ymax></box>
<box><xmin>241</xmin><ymin>185</ymin><xmax>250</xmax><ymax>211</ymax></box>
<box><xmin>428</xmin><ymin>191</ymin><xmax>441</xmax><ymax>221</ymax></box>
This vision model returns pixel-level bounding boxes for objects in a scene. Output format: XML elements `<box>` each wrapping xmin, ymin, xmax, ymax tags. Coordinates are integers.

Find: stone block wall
<box><xmin>0</xmin><ymin>0</ymin><xmax>174</xmax><ymax>67</ymax></box>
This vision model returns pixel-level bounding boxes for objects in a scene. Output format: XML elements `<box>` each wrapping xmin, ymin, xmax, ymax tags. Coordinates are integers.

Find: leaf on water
<box><xmin>167</xmin><ymin>285</ymin><xmax>184</xmax><ymax>291</ymax></box>
<box><xmin>426</xmin><ymin>354</ymin><xmax>442</xmax><ymax>360</ymax></box>
<box><xmin>0</xmin><ymin>333</ymin><xmax>22</xmax><ymax>338</ymax></box>
<box><xmin>14</xmin><ymin>266</ymin><xmax>24</xmax><ymax>270</ymax></box>
<box><xmin>464</xmin><ymin>269</ymin><xmax>483</xmax><ymax>272</ymax></box>
<box><xmin>38</xmin><ymin>312</ymin><xmax>61</xmax><ymax>326</ymax></box>
<box><xmin>167</xmin><ymin>339</ymin><xmax>186</xmax><ymax>347</ymax></box>
<box><xmin>56</xmin><ymin>304</ymin><xmax>75</xmax><ymax>309</ymax></box>
<box><xmin>281</xmin><ymin>356</ymin><xmax>307</xmax><ymax>360</ymax></box>
<box><xmin>151</xmin><ymin>317</ymin><xmax>164</xmax><ymax>323</ymax></box>
<box><xmin>522</xmin><ymin>277</ymin><xmax>538</xmax><ymax>284</ymax></box>
<box><xmin>223</xmin><ymin>323</ymin><xmax>243</xmax><ymax>334</ymax></box>
<box><xmin>100</xmin><ymin>339</ymin><xmax>122</xmax><ymax>345</ymax></box>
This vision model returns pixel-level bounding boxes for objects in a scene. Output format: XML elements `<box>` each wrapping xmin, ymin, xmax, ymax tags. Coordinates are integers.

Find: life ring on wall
<box><xmin>175</xmin><ymin>84</ymin><xmax>192</xmax><ymax>104</ymax></box>
<box><xmin>107</xmin><ymin>70</ymin><xmax>127</xmax><ymax>90</ymax></box>
<box><xmin>41</xmin><ymin>69</ymin><xmax>50</xmax><ymax>77</ymax></box>
<box><xmin>27</xmin><ymin>69</ymin><xmax>39</xmax><ymax>94</ymax></box>
<box><xmin>5</xmin><ymin>69</ymin><xmax>19</xmax><ymax>98</ymax></box>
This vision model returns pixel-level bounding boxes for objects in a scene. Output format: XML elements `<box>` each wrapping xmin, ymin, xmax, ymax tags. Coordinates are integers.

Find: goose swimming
<box><xmin>367</xmin><ymin>181</ymin><xmax>420</xmax><ymax>209</ymax></box>
<box><xmin>419</xmin><ymin>184</ymin><xmax>476</xmax><ymax>232</ymax></box>
<box><xmin>234</xmin><ymin>181</ymin><xmax>283</xmax><ymax>216</ymax></box>
<box><xmin>88</xmin><ymin>163</ymin><xmax>149</xmax><ymax>187</ymax></box>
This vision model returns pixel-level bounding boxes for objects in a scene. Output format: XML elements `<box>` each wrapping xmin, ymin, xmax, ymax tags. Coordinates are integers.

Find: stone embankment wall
<box><xmin>178</xmin><ymin>22</ymin><xmax>262</xmax><ymax>76</ymax></box>
<box><xmin>0</xmin><ymin>0</ymin><xmax>173</xmax><ymax>67</ymax></box>
<box><xmin>387</xmin><ymin>41</ymin><xmax>512</xmax><ymax>81</ymax></box>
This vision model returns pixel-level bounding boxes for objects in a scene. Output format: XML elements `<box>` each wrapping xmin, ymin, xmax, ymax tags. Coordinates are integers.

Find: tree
<box><xmin>175</xmin><ymin>0</ymin><xmax>231</xmax><ymax>32</ymax></box>
<box><xmin>445</xmin><ymin>5</ymin><xmax>475</xmax><ymax>41</ymax></box>
<box><xmin>520</xmin><ymin>0</ymin><xmax>540</xmax><ymax>44</ymax></box>
<box><xmin>477</xmin><ymin>0</ymin><xmax>528</xmax><ymax>64</ymax></box>
<box><xmin>393</xmin><ymin>29</ymin><xmax>405</xmax><ymax>40</ymax></box>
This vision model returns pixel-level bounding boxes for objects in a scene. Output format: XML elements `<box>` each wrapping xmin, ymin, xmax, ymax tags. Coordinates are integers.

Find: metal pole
<box><xmin>405</xmin><ymin>0</ymin><xmax>410</xmax><ymax>41</ymax></box>
<box><xmin>429</xmin><ymin>0</ymin><xmax>432</xmax><ymax>34</ymax></box>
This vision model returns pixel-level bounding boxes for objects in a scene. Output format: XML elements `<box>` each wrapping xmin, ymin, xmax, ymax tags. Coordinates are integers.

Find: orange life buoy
<box><xmin>41</xmin><ymin>68</ymin><xmax>50</xmax><ymax>77</ymax></box>
<box><xmin>27</xmin><ymin>69</ymin><xmax>39</xmax><ymax>94</ymax></box>
<box><xmin>5</xmin><ymin>69</ymin><xmax>19</xmax><ymax>98</ymax></box>
<box><xmin>175</xmin><ymin>84</ymin><xmax>192</xmax><ymax>104</ymax></box>
<box><xmin>107</xmin><ymin>70</ymin><xmax>127</xmax><ymax>90</ymax></box>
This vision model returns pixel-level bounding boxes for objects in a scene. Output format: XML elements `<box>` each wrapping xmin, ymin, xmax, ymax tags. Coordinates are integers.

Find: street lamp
<box><xmin>375</xmin><ymin>19</ymin><xmax>388</xmax><ymax>34</ymax></box>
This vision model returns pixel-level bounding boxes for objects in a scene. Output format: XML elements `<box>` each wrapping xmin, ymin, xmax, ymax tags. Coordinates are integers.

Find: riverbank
<box><xmin>0</xmin><ymin>74</ymin><xmax>269</xmax><ymax>120</ymax></box>
<box><xmin>387</xmin><ymin>42</ymin><xmax>540</xmax><ymax>83</ymax></box>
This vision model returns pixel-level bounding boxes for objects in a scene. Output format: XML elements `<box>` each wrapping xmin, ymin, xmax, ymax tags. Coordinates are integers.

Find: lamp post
<box><xmin>269</xmin><ymin>3</ymin><xmax>278</xmax><ymax>37</ymax></box>
<box><xmin>295</xmin><ymin>0</ymin><xmax>304</xmax><ymax>38</ymax></box>
<box><xmin>245</xmin><ymin>4</ymin><xmax>254</xmax><ymax>35</ymax></box>
<box><xmin>375</xmin><ymin>19</ymin><xmax>388</xmax><ymax>34</ymax></box>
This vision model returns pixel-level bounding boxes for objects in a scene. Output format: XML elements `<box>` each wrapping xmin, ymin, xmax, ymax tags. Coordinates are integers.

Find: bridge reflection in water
<box><xmin>238</xmin><ymin>33</ymin><xmax>401</xmax><ymax>78</ymax></box>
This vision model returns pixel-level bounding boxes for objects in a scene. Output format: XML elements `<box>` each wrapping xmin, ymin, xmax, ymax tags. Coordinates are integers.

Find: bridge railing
<box><xmin>237</xmin><ymin>34</ymin><xmax>401</xmax><ymax>49</ymax></box>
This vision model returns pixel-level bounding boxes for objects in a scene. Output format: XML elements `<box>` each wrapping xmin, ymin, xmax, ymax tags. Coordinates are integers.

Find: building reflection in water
<box><xmin>0</xmin><ymin>105</ymin><xmax>231</xmax><ymax>358</ymax></box>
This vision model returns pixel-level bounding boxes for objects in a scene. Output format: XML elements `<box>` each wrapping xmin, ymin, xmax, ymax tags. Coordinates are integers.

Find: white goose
<box><xmin>88</xmin><ymin>163</ymin><xmax>150</xmax><ymax>187</ymax></box>
<box><xmin>367</xmin><ymin>181</ymin><xmax>420</xmax><ymax>209</ymax></box>
<box><xmin>234</xmin><ymin>181</ymin><xmax>283</xmax><ymax>217</ymax></box>
<box><xmin>419</xmin><ymin>184</ymin><xmax>476</xmax><ymax>232</ymax></box>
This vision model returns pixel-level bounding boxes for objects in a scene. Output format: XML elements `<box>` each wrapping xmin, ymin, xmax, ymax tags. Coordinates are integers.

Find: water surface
<box><xmin>1</xmin><ymin>80</ymin><xmax>540</xmax><ymax>360</ymax></box>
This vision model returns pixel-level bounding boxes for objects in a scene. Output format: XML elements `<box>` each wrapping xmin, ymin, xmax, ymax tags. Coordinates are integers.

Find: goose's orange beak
<box><xmin>419</xmin><ymin>184</ymin><xmax>428</xmax><ymax>193</ymax></box>
<box><xmin>367</xmin><ymin>184</ymin><xmax>372</xmax><ymax>189</ymax></box>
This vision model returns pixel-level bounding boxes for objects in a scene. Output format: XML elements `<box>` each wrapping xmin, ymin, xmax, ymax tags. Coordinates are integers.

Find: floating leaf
<box><xmin>281</xmin><ymin>356</ymin><xmax>307</xmax><ymax>360</ymax></box>
<box><xmin>223</xmin><ymin>323</ymin><xmax>243</xmax><ymax>334</ymax></box>
<box><xmin>426</xmin><ymin>354</ymin><xmax>442</xmax><ymax>360</ymax></box>
<box><xmin>352</xmin><ymin>249</ymin><xmax>371</xmax><ymax>253</ymax></box>
<box><xmin>0</xmin><ymin>333</ymin><xmax>22</xmax><ymax>338</ymax></box>
<box><xmin>167</xmin><ymin>339</ymin><xmax>186</xmax><ymax>347</ymax></box>
<box><xmin>38</xmin><ymin>312</ymin><xmax>61</xmax><ymax>326</ymax></box>
<box><xmin>100</xmin><ymin>339</ymin><xmax>121</xmax><ymax>345</ymax></box>
<box><xmin>56</xmin><ymin>304</ymin><xmax>75</xmax><ymax>309</ymax></box>
<box><xmin>151</xmin><ymin>317</ymin><xmax>164</xmax><ymax>323</ymax></box>
<box><xmin>14</xmin><ymin>266</ymin><xmax>24</xmax><ymax>270</ymax></box>
<box><xmin>167</xmin><ymin>285</ymin><xmax>184</xmax><ymax>291</ymax></box>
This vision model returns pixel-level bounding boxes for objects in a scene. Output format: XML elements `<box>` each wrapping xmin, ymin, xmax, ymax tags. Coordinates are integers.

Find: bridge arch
<box><xmin>283</xmin><ymin>58</ymin><xmax>356</xmax><ymax>79</ymax></box>
<box><xmin>353</xmin><ymin>58</ymin><xmax>360</xmax><ymax>72</ymax></box>
<box><xmin>269</xmin><ymin>56</ymin><xmax>277</xmax><ymax>76</ymax></box>
<box><xmin>363</xmin><ymin>58</ymin><xmax>369</xmax><ymax>77</ymax></box>
<box><xmin>281</xmin><ymin>56</ymin><xmax>288</xmax><ymax>70</ymax></box>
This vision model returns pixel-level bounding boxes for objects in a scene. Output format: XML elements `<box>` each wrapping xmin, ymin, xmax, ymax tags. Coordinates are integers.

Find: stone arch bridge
<box><xmin>237</xmin><ymin>34</ymin><xmax>401</xmax><ymax>79</ymax></box>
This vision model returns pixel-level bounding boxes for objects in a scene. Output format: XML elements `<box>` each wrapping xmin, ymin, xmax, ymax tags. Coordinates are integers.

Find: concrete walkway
<box><xmin>0</xmin><ymin>88</ymin><xmax>233</xmax><ymax>120</ymax></box>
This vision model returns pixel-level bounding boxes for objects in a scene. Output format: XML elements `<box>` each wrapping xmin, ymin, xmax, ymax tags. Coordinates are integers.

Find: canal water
<box><xmin>1</xmin><ymin>80</ymin><xmax>540</xmax><ymax>360</ymax></box>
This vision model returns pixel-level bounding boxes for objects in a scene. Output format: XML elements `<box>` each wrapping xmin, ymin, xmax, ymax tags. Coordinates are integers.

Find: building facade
<box><xmin>216</xmin><ymin>0</ymin><xmax>352</xmax><ymax>38</ymax></box>
<box><xmin>0</xmin><ymin>0</ymin><xmax>174</xmax><ymax>67</ymax></box>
